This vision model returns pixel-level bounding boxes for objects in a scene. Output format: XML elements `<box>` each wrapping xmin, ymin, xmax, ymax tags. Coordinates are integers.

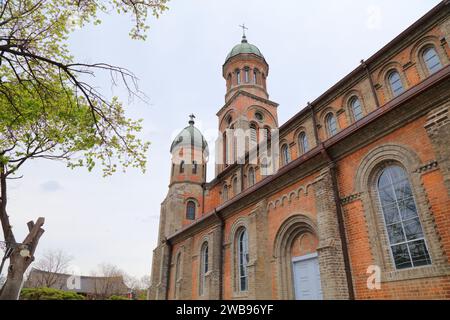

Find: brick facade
<box><xmin>149</xmin><ymin>2</ymin><xmax>450</xmax><ymax>300</ymax></box>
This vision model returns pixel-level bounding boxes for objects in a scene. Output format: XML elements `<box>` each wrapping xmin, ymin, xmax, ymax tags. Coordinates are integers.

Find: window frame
<box><xmin>325</xmin><ymin>113</ymin><xmax>338</xmax><ymax>137</ymax></box>
<box><xmin>298</xmin><ymin>132</ymin><xmax>309</xmax><ymax>155</ymax></box>
<box><xmin>236</xmin><ymin>227</ymin><xmax>249</xmax><ymax>293</ymax></box>
<box><xmin>375</xmin><ymin>164</ymin><xmax>432</xmax><ymax>270</ymax></box>
<box><xmin>281</xmin><ymin>144</ymin><xmax>290</xmax><ymax>165</ymax></box>
<box><xmin>179</xmin><ymin>160</ymin><xmax>185</xmax><ymax>174</ymax></box>
<box><xmin>248</xmin><ymin>167</ymin><xmax>256</xmax><ymax>187</ymax></box>
<box><xmin>199</xmin><ymin>242</ymin><xmax>209</xmax><ymax>296</ymax></box>
<box><xmin>422</xmin><ymin>46</ymin><xmax>443</xmax><ymax>75</ymax></box>
<box><xmin>186</xmin><ymin>200</ymin><xmax>196</xmax><ymax>220</ymax></box>
<box><xmin>349</xmin><ymin>96</ymin><xmax>364</xmax><ymax>122</ymax></box>
<box><xmin>387</xmin><ymin>70</ymin><xmax>405</xmax><ymax>97</ymax></box>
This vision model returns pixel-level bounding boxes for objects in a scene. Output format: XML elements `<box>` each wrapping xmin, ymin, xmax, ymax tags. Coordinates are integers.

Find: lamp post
<box><xmin>0</xmin><ymin>241</ymin><xmax>30</xmax><ymax>276</ymax></box>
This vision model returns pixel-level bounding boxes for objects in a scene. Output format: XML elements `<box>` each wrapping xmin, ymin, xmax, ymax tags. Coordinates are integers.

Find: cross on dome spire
<box><xmin>188</xmin><ymin>113</ymin><xmax>196</xmax><ymax>125</ymax></box>
<box><xmin>239</xmin><ymin>23</ymin><xmax>248</xmax><ymax>43</ymax></box>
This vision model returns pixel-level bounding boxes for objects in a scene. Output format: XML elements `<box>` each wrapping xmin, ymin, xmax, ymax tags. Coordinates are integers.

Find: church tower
<box><xmin>158</xmin><ymin>115</ymin><xmax>209</xmax><ymax>242</ymax></box>
<box><xmin>217</xmin><ymin>29</ymin><xmax>279</xmax><ymax>174</ymax></box>
<box><xmin>149</xmin><ymin>116</ymin><xmax>208</xmax><ymax>300</ymax></box>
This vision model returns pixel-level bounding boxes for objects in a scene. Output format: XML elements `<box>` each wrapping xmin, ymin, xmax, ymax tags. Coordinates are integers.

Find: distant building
<box><xmin>150</xmin><ymin>1</ymin><xmax>450</xmax><ymax>300</ymax></box>
<box><xmin>24</xmin><ymin>268</ymin><xmax>130</xmax><ymax>299</ymax></box>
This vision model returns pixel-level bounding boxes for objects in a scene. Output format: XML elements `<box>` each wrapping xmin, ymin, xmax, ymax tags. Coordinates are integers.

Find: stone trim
<box><xmin>229</xmin><ymin>216</ymin><xmax>251</xmax><ymax>299</ymax></box>
<box><xmin>272</xmin><ymin>214</ymin><xmax>318</xmax><ymax>300</ymax></box>
<box><xmin>354</xmin><ymin>143</ymin><xmax>449</xmax><ymax>283</ymax></box>
<box><xmin>340</xmin><ymin>192</ymin><xmax>363</xmax><ymax>205</ymax></box>
<box><xmin>266</xmin><ymin>183</ymin><xmax>314</xmax><ymax>211</ymax></box>
<box><xmin>414</xmin><ymin>160</ymin><xmax>439</xmax><ymax>174</ymax></box>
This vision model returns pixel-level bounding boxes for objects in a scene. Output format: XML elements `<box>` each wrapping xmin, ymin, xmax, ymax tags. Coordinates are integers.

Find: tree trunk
<box><xmin>0</xmin><ymin>217</ymin><xmax>45</xmax><ymax>300</ymax></box>
<box><xmin>0</xmin><ymin>251</ymin><xmax>27</xmax><ymax>300</ymax></box>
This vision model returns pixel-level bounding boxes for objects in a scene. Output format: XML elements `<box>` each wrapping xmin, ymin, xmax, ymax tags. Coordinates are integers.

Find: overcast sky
<box><xmin>3</xmin><ymin>0</ymin><xmax>441</xmax><ymax>279</ymax></box>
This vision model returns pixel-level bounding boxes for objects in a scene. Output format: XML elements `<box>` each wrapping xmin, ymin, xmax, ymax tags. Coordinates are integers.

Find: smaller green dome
<box><xmin>170</xmin><ymin>118</ymin><xmax>209</xmax><ymax>157</ymax></box>
<box><xmin>225</xmin><ymin>36</ymin><xmax>264</xmax><ymax>62</ymax></box>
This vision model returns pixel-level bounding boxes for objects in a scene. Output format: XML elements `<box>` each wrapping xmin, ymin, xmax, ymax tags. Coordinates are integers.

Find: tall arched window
<box><xmin>199</xmin><ymin>242</ymin><xmax>209</xmax><ymax>296</ymax></box>
<box><xmin>350</xmin><ymin>97</ymin><xmax>363</xmax><ymax>121</ymax></box>
<box><xmin>186</xmin><ymin>200</ymin><xmax>196</xmax><ymax>220</ymax></box>
<box><xmin>222</xmin><ymin>184</ymin><xmax>229</xmax><ymax>202</ymax></box>
<box><xmin>244</xmin><ymin>67</ymin><xmax>250</xmax><ymax>83</ymax></box>
<box><xmin>237</xmin><ymin>228</ymin><xmax>249</xmax><ymax>292</ymax></box>
<box><xmin>236</xmin><ymin>69</ymin><xmax>241</xmax><ymax>85</ymax></box>
<box><xmin>253</xmin><ymin>69</ymin><xmax>258</xmax><ymax>84</ymax></box>
<box><xmin>192</xmin><ymin>161</ymin><xmax>198</xmax><ymax>174</ymax></box>
<box><xmin>376</xmin><ymin>165</ymin><xmax>431</xmax><ymax>269</ymax></box>
<box><xmin>325</xmin><ymin>113</ymin><xmax>338</xmax><ymax>137</ymax></box>
<box><xmin>281</xmin><ymin>144</ymin><xmax>290</xmax><ymax>165</ymax></box>
<box><xmin>232</xmin><ymin>177</ymin><xmax>239</xmax><ymax>195</ymax></box>
<box><xmin>180</xmin><ymin>161</ymin><xmax>185</xmax><ymax>174</ymax></box>
<box><xmin>248</xmin><ymin>167</ymin><xmax>255</xmax><ymax>187</ymax></box>
<box><xmin>388</xmin><ymin>70</ymin><xmax>404</xmax><ymax>97</ymax></box>
<box><xmin>223</xmin><ymin>132</ymin><xmax>228</xmax><ymax>166</ymax></box>
<box><xmin>298</xmin><ymin>132</ymin><xmax>309</xmax><ymax>155</ymax></box>
<box><xmin>174</xmin><ymin>252</ymin><xmax>182</xmax><ymax>299</ymax></box>
<box><xmin>249</xmin><ymin>123</ymin><xmax>258</xmax><ymax>144</ymax></box>
<box><xmin>260</xmin><ymin>157</ymin><xmax>270</xmax><ymax>176</ymax></box>
<box><xmin>423</xmin><ymin>47</ymin><xmax>442</xmax><ymax>74</ymax></box>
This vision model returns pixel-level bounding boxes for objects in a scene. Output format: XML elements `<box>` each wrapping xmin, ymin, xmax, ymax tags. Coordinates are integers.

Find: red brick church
<box><xmin>149</xmin><ymin>1</ymin><xmax>450</xmax><ymax>299</ymax></box>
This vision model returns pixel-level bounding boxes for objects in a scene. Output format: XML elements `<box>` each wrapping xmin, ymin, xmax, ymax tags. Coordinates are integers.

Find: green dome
<box><xmin>225</xmin><ymin>36</ymin><xmax>264</xmax><ymax>62</ymax></box>
<box><xmin>170</xmin><ymin>120</ymin><xmax>209</xmax><ymax>156</ymax></box>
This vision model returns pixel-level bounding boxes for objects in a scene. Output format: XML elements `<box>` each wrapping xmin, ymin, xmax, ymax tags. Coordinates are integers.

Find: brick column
<box><xmin>179</xmin><ymin>238</ymin><xmax>193</xmax><ymax>299</ymax></box>
<box><xmin>313</xmin><ymin>168</ymin><xmax>350</xmax><ymax>300</ymax></box>
<box><xmin>208</xmin><ymin>225</ymin><xmax>222</xmax><ymax>300</ymax></box>
<box><xmin>148</xmin><ymin>242</ymin><xmax>171</xmax><ymax>300</ymax></box>
<box><xmin>247</xmin><ymin>200</ymin><xmax>272</xmax><ymax>299</ymax></box>
<box><xmin>425</xmin><ymin>104</ymin><xmax>450</xmax><ymax>195</ymax></box>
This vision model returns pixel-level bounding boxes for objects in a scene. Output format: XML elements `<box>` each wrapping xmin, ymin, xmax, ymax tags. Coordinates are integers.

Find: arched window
<box><xmin>232</xmin><ymin>177</ymin><xmax>239</xmax><ymax>195</ymax></box>
<box><xmin>423</xmin><ymin>47</ymin><xmax>442</xmax><ymax>74</ymax></box>
<box><xmin>281</xmin><ymin>144</ymin><xmax>290</xmax><ymax>165</ymax></box>
<box><xmin>298</xmin><ymin>132</ymin><xmax>309</xmax><ymax>155</ymax></box>
<box><xmin>192</xmin><ymin>161</ymin><xmax>198</xmax><ymax>174</ymax></box>
<box><xmin>350</xmin><ymin>97</ymin><xmax>363</xmax><ymax>121</ymax></box>
<box><xmin>237</xmin><ymin>228</ymin><xmax>249</xmax><ymax>292</ymax></box>
<box><xmin>174</xmin><ymin>252</ymin><xmax>182</xmax><ymax>299</ymax></box>
<box><xmin>186</xmin><ymin>201</ymin><xmax>196</xmax><ymax>220</ymax></box>
<box><xmin>236</xmin><ymin>69</ymin><xmax>241</xmax><ymax>85</ymax></box>
<box><xmin>325</xmin><ymin>113</ymin><xmax>338</xmax><ymax>137</ymax></box>
<box><xmin>253</xmin><ymin>69</ymin><xmax>258</xmax><ymax>84</ymax></box>
<box><xmin>263</xmin><ymin>126</ymin><xmax>271</xmax><ymax>142</ymax></box>
<box><xmin>388</xmin><ymin>70</ymin><xmax>404</xmax><ymax>97</ymax></box>
<box><xmin>376</xmin><ymin>165</ymin><xmax>431</xmax><ymax>269</ymax></box>
<box><xmin>248</xmin><ymin>167</ymin><xmax>255</xmax><ymax>187</ymax></box>
<box><xmin>223</xmin><ymin>132</ymin><xmax>228</xmax><ymax>166</ymax></box>
<box><xmin>222</xmin><ymin>184</ymin><xmax>229</xmax><ymax>202</ymax></box>
<box><xmin>249</xmin><ymin>123</ymin><xmax>258</xmax><ymax>144</ymax></box>
<box><xmin>199</xmin><ymin>242</ymin><xmax>209</xmax><ymax>296</ymax></box>
<box><xmin>244</xmin><ymin>67</ymin><xmax>250</xmax><ymax>83</ymax></box>
<box><xmin>260</xmin><ymin>157</ymin><xmax>270</xmax><ymax>176</ymax></box>
<box><xmin>180</xmin><ymin>161</ymin><xmax>185</xmax><ymax>174</ymax></box>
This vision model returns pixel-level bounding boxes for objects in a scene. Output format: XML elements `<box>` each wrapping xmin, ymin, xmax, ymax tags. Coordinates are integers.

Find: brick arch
<box><xmin>410</xmin><ymin>35</ymin><xmax>448</xmax><ymax>79</ymax></box>
<box><xmin>353</xmin><ymin>143</ymin><xmax>447</xmax><ymax>281</ymax></box>
<box><xmin>341</xmin><ymin>89</ymin><xmax>366</xmax><ymax>123</ymax></box>
<box><xmin>376</xmin><ymin>61</ymin><xmax>409</xmax><ymax>100</ymax></box>
<box><xmin>273</xmin><ymin>214</ymin><xmax>318</xmax><ymax>299</ymax></box>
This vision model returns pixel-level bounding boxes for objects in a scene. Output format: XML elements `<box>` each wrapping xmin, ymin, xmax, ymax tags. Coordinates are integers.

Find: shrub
<box><xmin>20</xmin><ymin>287</ymin><xmax>85</xmax><ymax>300</ymax></box>
<box><xmin>108</xmin><ymin>295</ymin><xmax>130</xmax><ymax>300</ymax></box>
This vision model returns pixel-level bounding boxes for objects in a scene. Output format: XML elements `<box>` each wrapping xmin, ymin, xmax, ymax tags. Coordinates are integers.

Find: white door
<box><xmin>292</xmin><ymin>253</ymin><xmax>323</xmax><ymax>300</ymax></box>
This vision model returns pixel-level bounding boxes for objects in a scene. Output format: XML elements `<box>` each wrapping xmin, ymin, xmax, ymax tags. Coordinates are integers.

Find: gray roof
<box><xmin>24</xmin><ymin>268</ymin><xmax>130</xmax><ymax>296</ymax></box>
<box><xmin>170</xmin><ymin>121</ymin><xmax>209</xmax><ymax>156</ymax></box>
<box><xmin>225</xmin><ymin>35</ymin><xmax>264</xmax><ymax>62</ymax></box>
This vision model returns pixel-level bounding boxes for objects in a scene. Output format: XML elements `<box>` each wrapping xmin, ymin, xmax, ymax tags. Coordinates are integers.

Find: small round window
<box><xmin>255</xmin><ymin>112</ymin><xmax>264</xmax><ymax>121</ymax></box>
